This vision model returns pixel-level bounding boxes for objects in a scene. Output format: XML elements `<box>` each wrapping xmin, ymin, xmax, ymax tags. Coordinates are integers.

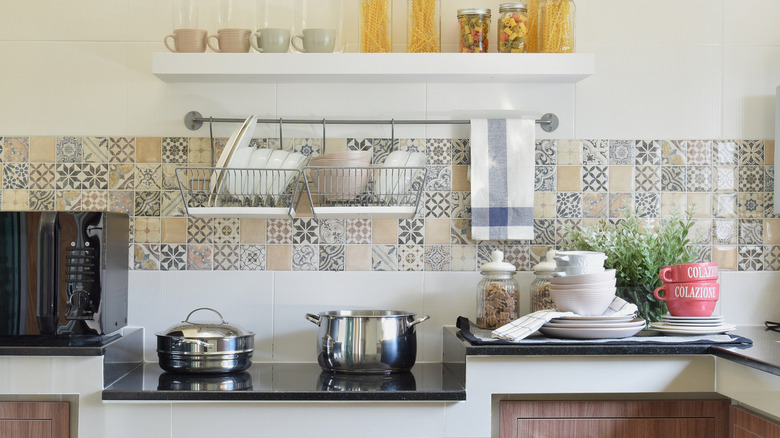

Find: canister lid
<box><xmin>499</xmin><ymin>2</ymin><xmax>528</xmax><ymax>12</ymax></box>
<box><xmin>458</xmin><ymin>8</ymin><xmax>491</xmax><ymax>16</ymax></box>
<box><xmin>532</xmin><ymin>250</ymin><xmax>558</xmax><ymax>273</ymax></box>
<box><xmin>480</xmin><ymin>250</ymin><xmax>516</xmax><ymax>273</ymax></box>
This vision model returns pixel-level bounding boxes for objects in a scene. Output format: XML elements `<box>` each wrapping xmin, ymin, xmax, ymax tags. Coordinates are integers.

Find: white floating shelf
<box><xmin>152</xmin><ymin>52</ymin><xmax>594</xmax><ymax>83</ymax></box>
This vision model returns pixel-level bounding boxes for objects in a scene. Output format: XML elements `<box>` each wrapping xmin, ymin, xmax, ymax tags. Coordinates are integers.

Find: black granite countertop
<box><xmin>0</xmin><ymin>327</ymin><xmax>142</xmax><ymax>357</ymax></box>
<box><xmin>102</xmin><ymin>362</ymin><xmax>466</xmax><ymax>402</ymax></box>
<box><xmin>443</xmin><ymin>325</ymin><xmax>780</xmax><ymax>377</ymax></box>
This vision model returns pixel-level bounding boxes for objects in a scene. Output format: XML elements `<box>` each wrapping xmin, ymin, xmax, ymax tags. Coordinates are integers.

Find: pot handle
<box><xmin>306</xmin><ymin>313</ymin><xmax>321</xmax><ymax>326</ymax></box>
<box><xmin>409</xmin><ymin>315</ymin><xmax>430</xmax><ymax>327</ymax></box>
<box><xmin>184</xmin><ymin>307</ymin><xmax>226</xmax><ymax>324</ymax></box>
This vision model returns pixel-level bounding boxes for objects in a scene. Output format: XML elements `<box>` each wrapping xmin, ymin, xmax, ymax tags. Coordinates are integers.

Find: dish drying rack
<box><xmin>176</xmin><ymin>111</ymin><xmax>559</xmax><ymax>219</ymax></box>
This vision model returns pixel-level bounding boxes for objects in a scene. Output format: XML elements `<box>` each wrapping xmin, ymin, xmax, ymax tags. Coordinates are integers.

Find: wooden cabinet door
<box><xmin>731</xmin><ymin>406</ymin><xmax>780</xmax><ymax>438</ymax></box>
<box><xmin>0</xmin><ymin>402</ymin><xmax>69</xmax><ymax>438</ymax></box>
<box><xmin>501</xmin><ymin>399</ymin><xmax>729</xmax><ymax>438</ymax></box>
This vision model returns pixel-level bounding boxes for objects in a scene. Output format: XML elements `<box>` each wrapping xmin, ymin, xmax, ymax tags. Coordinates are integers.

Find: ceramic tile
<box><xmin>581</xmin><ymin>140</ymin><xmax>608</xmax><ymax>165</ymax></box>
<box><xmin>535</xmin><ymin>139</ymin><xmax>556</xmax><ymax>165</ymax></box>
<box><xmin>160</xmin><ymin>191</ymin><xmax>185</xmax><ymax>217</ymax></box>
<box><xmin>82</xmin><ymin>163</ymin><xmax>108</xmax><ymax>190</ymax></box>
<box><xmin>109</xmin><ymin>137</ymin><xmax>135</xmax><ymax>163</ymax></box>
<box><xmin>556</xmin><ymin>166</ymin><xmax>581</xmax><ymax>191</ymax></box>
<box><xmin>371</xmin><ymin>138</ymin><xmax>397</xmax><ymax>165</ymax></box>
<box><xmin>161</xmin><ymin>164</ymin><xmax>178</xmax><ymax>190</ymax></box>
<box><xmin>134</xmin><ymin>191</ymin><xmax>161</xmax><ymax>217</ymax></box>
<box><xmin>608</xmin><ymin>166</ymin><xmax>633</xmax><ymax>192</ymax></box>
<box><xmin>109</xmin><ymin>163</ymin><xmax>134</xmax><ymax>190</ymax></box>
<box><xmin>765</xmin><ymin>219</ymin><xmax>780</xmax><ymax>244</ymax></box>
<box><xmin>691</xmin><ymin>218</ymin><xmax>712</xmax><ymax>244</ymax></box>
<box><xmin>738</xmin><ymin>245</ymin><xmax>763</xmax><ymax>271</ymax></box>
<box><xmin>162</xmin><ymin>137</ymin><xmax>188</xmax><ymax>164</ymax></box>
<box><xmin>135</xmin><ymin>137</ymin><xmax>162</xmax><ymax>163</ymax></box>
<box><xmin>714</xmin><ymin>141</ymin><xmax>738</xmax><ymax>165</ymax></box>
<box><xmin>2</xmin><ymin>189</ymin><xmax>27</xmax><ymax>210</ymax></box>
<box><xmin>213</xmin><ymin>244</ymin><xmax>240</xmax><ymax>270</ymax></box>
<box><xmin>661</xmin><ymin>140</ymin><xmax>687</xmax><ymax>165</ymax></box>
<box><xmin>266</xmin><ymin>245</ymin><xmax>291</xmax><ymax>271</ymax></box>
<box><xmin>319</xmin><ymin>219</ymin><xmax>346</xmax><ymax>244</ymax></box>
<box><xmin>347</xmin><ymin>138</ymin><xmax>372</xmax><ymax>152</ymax></box>
<box><xmin>608</xmin><ymin>140</ymin><xmax>634</xmax><ymax>165</ymax></box>
<box><xmin>712</xmin><ymin>245</ymin><xmax>738</xmax><ymax>271</ymax></box>
<box><xmin>161</xmin><ymin>218</ymin><xmax>187</xmax><ymax>243</ymax></box>
<box><xmin>54</xmin><ymin>190</ymin><xmax>80</xmax><ymax>211</ymax></box>
<box><xmin>425</xmin><ymin>191</ymin><xmax>451</xmax><ymax>218</ymax></box>
<box><xmin>214</xmin><ymin>218</ymin><xmax>240</xmax><ymax>244</ymax></box>
<box><xmin>766</xmin><ymin>193</ymin><xmax>780</xmax><ymax>219</ymax></box>
<box><xmin>134</xmin><ymin>164</ymin><xmax>162</xmax><ymax>190</ymax></box>
<box><xmin>55</xmin><ymin>163</ymin><xmax>83</xmax><ymax>190</ymax></box>
<box><xmin>424</xmin><ymin>218</ymin><xmax>451</xmax><ymax>245</ymax></box>
<box><xmin>634</xmin><ymin>192</ymin><xmax>661</xmax><ymax>218</ymax></box>
<box><xmin>534</xmin><ymin>192</ymin><xmax>556</xmax><ymax>218</ymax></box>
<box><xmin>133</xmin><ymin>243</ymin><xmax>159</xmax><ymax>270</ymax></box>
<box><xmin>3</xmin><ymin>137</ymin><xmax>29</xmax><ymax>162</ymax></box>
<box><xmin>267</xmin><ymin>219</ymin><xmax>294</xmax><ymax>244</ymax></box>
<box><xmin>713</xmin><ymin>166</ymin><xmax>737</xmax><ymax>192</ymax></box>
<box><xmin>609</xmin><ymin>192</ymin><xmax>633</xmax><ymax>217</ymax></box>
<box><xmin>345</xmin><ymin>245</ymin><xmax>371</xmax><ymax>271</ymax></box>
<box><xmin>28</xmin><ymin>190</ymin><xmax>54</xmax><ymax>211</ymax></box>
<box><xmin>29</xmin><ymin>137</ymin><xmax>54</xmax><ymax>163</ymax></box>
<box><xmin>109</xmin><ymin>191</ymin><xmax>134</xmax><ymax>216</ymax></box>
<box><xmin>424</xmin><ymin>245</ymin><xmax>450</xmax><ymax>271</ymax></box>
<box><xmin>424</xmin><ymin>165</ymin><xmax>451</xmax><ymax>191</ymax></box>
<box><xmin>687</xmin><ymin>140</ymin><xmax>712</xmax><ymax>165</ymax></box>
<box><xmin>448</xmin><ymin>218</ymin><xmax>470</xmax><ymax>244</ymax></box>
<box><xmin>188</xmin><ymin>218</ymin><xmax>213</xmax><ymax>244</ymax></box>
<box><xmin>426</xmin><ymin>138</ymin><xmax>451</xmax><ymax>165</ymax></box>
<box><xmin>345</xmin><ymin>218</ymin><xmax>372</xmax><ymax>244</ymax></box>
<box><xmin>739</xmin><ymin>219</ymin><xmax>763</xmax><ymax>245</ymax></box>
<box><xmin>319</xmin><ymin>244</ymin><xmax>346</xmax><ymax>271</ymax></box>
<box><xmin>450</xmin><ymin>245</ymin><xmax>476</xmax><ymax>271</ymax></box>
<box><xmin>688</xmin><ymin>193</ymin><xmax>711</xmax><ymax>218</ymax></box>
<box><xmin>452</xmin><ymin>139</ymin><xmax>470</xmax><ymax>165</ymax></box>
<box><xmin>160</xmin><ymin>244</ymin><xmax>187</xmax><ymax>271</ymax></box>
<box><xmin>187</xmin><ymin>244</ymin><xmax>213</xmax><ymax>270</ymax></box>
<box><xmin>555</xmin><ymin>218</ymin><xmax>581</xmax><ymax>246</ymax></box>
<box><xmin>398</xmin><ymin>244</ymin><xmax>424</xmax><ymax>271</ymax></box>
<box><xmin>240</xmin><ymin>218</ymin><xmax>266</xmax><ymax>244</ymax></box>
<box><xmin>765</xmin><ymin>165</ymin><xmax>774</xmax><ymax>193</ymax></box>
<box><xmin>2</xmin><ymin>162</ymin><xmax>28</xmax><ymax>189</ymax></box>
<box><xmin>398</xmin><ymin>218</ymin><xmax>425</xmax><ymax>245</ymax></box>
<box><xmin>293</xmin><ymin>218</ymin><xmax>319</xmax><ymax>244</ymax></box>
<box><xmin>764</xmin><ymin>245</ymin><xmax>780</xmax><ymax>271</ymax></box>
<box><xmin>81</xmin><ymin>189</ymin><xmax>108</xmax><ymax>211</ymax></box>
<box><xmin>634</xmin><ymin>140</ymin><xmax>661</xmax><ymax>165</ymax></box>
<box><xmin>476</xmin><ymin>243</ymin><xmax>504</xmax><ymax>268</ymax></box>
<box><xmin>687</xmin><ymin>166</ymin><xmax>712</xmax><ymax>192</ymax></box>
<box><xmin>582</xmin><ymin>192</ymin><xmax>608</xmax><ymax>218</ymax></box>
<box><xmin>292</xmin><ymin>244</ymin><xmax>318</xmax><ymax>271</ymax></box>
<box><xmin>240</xmin><ymin>244</ymin><xmax>266</xmax><ymax>270</ymax></box>
<box><xmin>533</xmin><ymin>219</ymin><xmax>555</xmax><ymax>245</ymax></box>
<box><xmin>766</xmin><ymin>140</ymin><xmax>775</xmax><ymax>165</ymax></box>
<box><xmin>370</xmin><ymin>218</ymin><xmax>397</xmax><ymax>244</ymax></box>
<box><xmin>660</xmin><ymin>193</ymin><xmax>687</xmax><ymax>217</ymax></box>
<box><xmin>291</xmin><ymin>138</ymin><xmax>321</xmax><ymax>157</ymax></box>
<box><xmin>739</xmin><ymin>166</ymin><xmax>764</xmax><ymax>192</ymax></box>
<box><xmin>661</xmin><ymin>166</ymin><xmax>686</xmax><ymax>191</ymax></box>
<box><xmin>555</xmin><ymin>192</ymin><xmax>582</xmax><ymax>218</ymax></box>
<box><xmin>399</xmin><ymin>138</ymin><xmax>423</xmax><ymax>153</ymax></box>
<box><xmin>535</xmin><ymin>165</ymin><xmax>556</xmax><ymax>192</ymax></box>
<box><xmin>83</xmin><ymin>136</ymin><xmax>108</xmax><ymax>163</ymax></box>
<box><xmin>634</xmin><ymin>165</ymin><xmax>660</xmax><ymax>192</ymax></box>
<box><xmin>713</xmin><ymin>219</ymin><xmax>738</xmax><ymax>244</ymax></box>
<box><xmin>503</xmin><ymin>244</ymin><xmax>531</xmax><ymax>271</ymax></box>
<box><xmin>451</xmin><ymin>165</ymin><xmax>469</xmax><ymax>191</ymax></box>
<box><xmin>691</xmin><ymin>245</ymin><xmax>712</xmax><ymax>264</ymax></box>
<box><xmin>738</xmin><ymin>193</ymin><xmax>764</xmax><ymax>218</ymax></box>
<box><xmin>372</xmin><ymin>244</ymin><xmax>398</xmax><ymax>271</ymax></box>
<box><xmin>556</xmin><ymin>140</ymin><xmax>581</xmax><ymax>165</ymax></box>
<box><xmin>55</xmin><ymin>136</ymin><xmax>82</xmax><ymax>163</ymax></box>
<box><xmin>739</xmin><ymin>140</ymin><xmax>764</xmax><ymax>165</ymax></box>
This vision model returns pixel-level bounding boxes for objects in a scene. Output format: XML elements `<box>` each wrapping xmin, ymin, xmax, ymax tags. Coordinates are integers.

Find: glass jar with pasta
<box><xmin>457</xmin><ymin>8</ymin><xmax>491</xmax><ymax>53</ymax></box>
<box><xmin>360</xmin><ymin>0</ymin><xmax>392</xmax><ymax>52</ymax></box>
<box><xmin>498</xmin><ymin>2</ymin><xmax>528</xmax><ymax>53</ymax></box>
<box><xmin>476</xmin><ymin>250</ymin><xmax>519</xmax><ymax>330</ymax></box>
<box><xmin>407</xmin><ymin>0</ymin><xmax>440</xmax><ymax>53</ymax></box>
<box><xmin>538</xmin><ymin>0</ymin><xmax>575</xmax><ymax>53</ymax></box>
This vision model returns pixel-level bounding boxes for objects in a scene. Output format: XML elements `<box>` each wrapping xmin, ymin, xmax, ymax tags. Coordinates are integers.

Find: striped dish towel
<box><xmin>470</xmin><ymin>119</ymin><xmax>535</xmax><ymax>241</ymax></box>
<box><xmin>492</xmin><ymin>297</ymin><xmax>639</xmax><ymax>342</ymax></box>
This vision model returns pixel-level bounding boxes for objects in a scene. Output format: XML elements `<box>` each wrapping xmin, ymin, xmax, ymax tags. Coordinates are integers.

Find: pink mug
<box><xmin>658</xmin><ymin>262</ymin><xmax>718</xmax><ymax>283</ymax></box>
<box><xmin>653</xmin><ymin>281</ymin><xmax>719</xmax><ymax>317</ymax></box>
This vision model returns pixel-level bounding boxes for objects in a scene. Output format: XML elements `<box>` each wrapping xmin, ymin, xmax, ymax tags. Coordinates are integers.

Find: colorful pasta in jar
<box><xmin>498</xmin><ymin>2</ymin><xmax>528</xmax><ymax>53</ymax></box>
<box><xmin>457</xmin><ymin>8</ymin><xmax>491</xmax><ymax>53</ymax></box>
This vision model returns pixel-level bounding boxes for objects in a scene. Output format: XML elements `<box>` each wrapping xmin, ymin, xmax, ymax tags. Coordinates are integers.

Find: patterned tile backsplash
<box><xmin>1</xmin><ymin>136</ymin><xmax>777</xmax><ymax>272</ymax></box>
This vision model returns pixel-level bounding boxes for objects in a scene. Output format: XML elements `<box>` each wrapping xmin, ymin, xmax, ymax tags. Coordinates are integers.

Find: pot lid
<box><xmin>480</xmin><ymin>250</ymin><xmax>516</xmax><ymax>273</ymax></box>
<box><xmin>158</xmin><ymin>308</ymin><xmax>254</xmax><ymax>339</ymax></box>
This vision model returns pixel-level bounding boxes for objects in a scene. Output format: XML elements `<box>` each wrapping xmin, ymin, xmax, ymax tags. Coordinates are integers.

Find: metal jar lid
<box><xmin>499</xmin><ymin>2</ymin><xmax>528</xmax><ymax>12</ymax></box>
<box><xmin>458</xmin><ymin>8</ymin><xmax>491</xmax><ymax>17</ymax></box>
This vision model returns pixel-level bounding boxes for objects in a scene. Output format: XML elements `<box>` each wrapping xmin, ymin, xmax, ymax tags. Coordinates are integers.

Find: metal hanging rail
<box><xmin>183</xmin><ymin>110</ymin><xmax>560</xmax><ymax>133</ymax></box>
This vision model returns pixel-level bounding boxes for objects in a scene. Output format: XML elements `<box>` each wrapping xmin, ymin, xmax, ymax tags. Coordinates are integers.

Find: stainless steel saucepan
<box><xmin>306</xmin><ymin>310</ymin><xmax>430</xmax><ymax>374</ymax></box>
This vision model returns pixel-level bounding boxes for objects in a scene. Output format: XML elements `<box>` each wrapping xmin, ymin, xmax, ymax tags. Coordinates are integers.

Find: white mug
<box><xmin>291</xmin><ymin>28</ymin><xmax>336</xmax><ymax>53</ymax></box>
<box><xmin>251</xmin><ymin>28</ymin><xmax>291</xmax><ymax>53</ymax></box>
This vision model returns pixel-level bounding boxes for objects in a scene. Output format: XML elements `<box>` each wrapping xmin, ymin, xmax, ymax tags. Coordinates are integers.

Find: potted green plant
<box><xmin>564</xmin><ymin>208</ymin><xmax>696</xmax><ymax>323</ymax></box>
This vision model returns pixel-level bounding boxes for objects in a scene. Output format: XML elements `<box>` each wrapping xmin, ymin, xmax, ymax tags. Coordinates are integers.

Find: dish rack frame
<box><xmin>176</xmin><ymin>111</ymin><xmax>559</xmax><ymax>219</ymax></box>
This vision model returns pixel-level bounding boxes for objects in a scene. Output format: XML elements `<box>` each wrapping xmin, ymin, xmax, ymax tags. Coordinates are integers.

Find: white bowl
<box><xmin>550</xmin><ymin>288</ymin><xmax>616</xmax><ymax>316</ymax></box>
<box><xmin>555</xmin><ymin>266</ymin><xmax>606</xmax><ymax>276</ymax></box>
<box><xmin>547</xmin><ymin>278</ymin><xmax>617</xmax><ymax>290</ymax></box>
<box><xmin>550</xmin><ymin>269</ymin><xmax>616</xmax><ymax>285</ymax></box>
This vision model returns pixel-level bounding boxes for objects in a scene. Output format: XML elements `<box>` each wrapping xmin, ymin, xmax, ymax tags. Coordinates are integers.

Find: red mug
<box><xmin>658</xmin><ymin>262</ymin><xmax>718</xmax><ymax>283</ymax></box>
<box><xmin>653</xmin><ymin>281</ymin><xmax>719</xmax><ymax>317</ymax></box>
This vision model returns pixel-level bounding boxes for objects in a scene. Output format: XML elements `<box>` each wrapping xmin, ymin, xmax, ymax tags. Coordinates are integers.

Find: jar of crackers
<box><xmin>476</xmin><ymin>250</ymin><xmax>519</xmax><ymax>329</ymax></box>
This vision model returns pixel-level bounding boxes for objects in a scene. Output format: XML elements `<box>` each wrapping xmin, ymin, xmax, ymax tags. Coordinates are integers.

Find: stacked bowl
<box><xmin>549</xmin><ymin>251</ymin><xmax>616</xmax><ymax>316</ymax></box>
<box><xmin>652</xmin><ymin>262</ymin><xmax>719</xmax><ymax>317</ymax></box>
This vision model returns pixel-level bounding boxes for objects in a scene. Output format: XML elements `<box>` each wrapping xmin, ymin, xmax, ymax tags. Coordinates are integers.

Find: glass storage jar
<box><xmin>497</xmin><ymin>2</ymin><xmax>528</xmax><ymax>53</ymax></box>
<box><xmin>538</xmin><ymin>0</ymin><xmax>575</xmax><ymax>53</ymax></box>
<box><xmin>531</xmin><ymin>250</ymin><xmax>557</xmax><ymax>312</ymax></box>
<box><xmin>476</xmin><ymin>250</ymin><xmax>519</xmax><ymax>329</ymax></box>
<box><xmin>407</xmin><ymin>0</ymin><xmax>440</xmax><ymax>52</ymax></box>
<box><xmin>360</xmin><ymin>0</ymin><xmax>392</xmax><ymax>52</ymax></box>
<box><xmin>457</xmin><ymin>8</ymin><xmax>491</xmax><ymax>53</ymax></box>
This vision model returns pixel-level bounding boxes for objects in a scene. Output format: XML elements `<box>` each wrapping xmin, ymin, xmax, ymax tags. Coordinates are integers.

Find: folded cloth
<box><xmin>470</xmin><ymin>118</ymin><xmax>535</xmax><ymax>241</ymax></box>
<box><xmin>491</xmin><ymin>297</ymin><xmax>639</xmax><ymax>342</ymax></box>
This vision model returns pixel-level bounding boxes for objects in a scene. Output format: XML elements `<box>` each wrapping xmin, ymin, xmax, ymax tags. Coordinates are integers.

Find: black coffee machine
<box><xmin>0</xmin><ymin>212</ymin><xmax>128</xmax><ymax>336</ymax></box>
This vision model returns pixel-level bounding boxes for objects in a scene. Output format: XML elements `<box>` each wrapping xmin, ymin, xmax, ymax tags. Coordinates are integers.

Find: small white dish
<box><xmin>649</xmin><ymin>322</ymin><xmax>736</xmax><ymax>335</ymax></box>
<box><xmin>538</xmin><ymin>324</ymin><xmax>644</xmax><ymax>339</ymax></box>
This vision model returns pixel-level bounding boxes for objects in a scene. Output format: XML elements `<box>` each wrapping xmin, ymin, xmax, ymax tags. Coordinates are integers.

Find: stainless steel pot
<box><xmin>305</xmin><ymin>310</ymin><xmax>430</xmax><ymax>374</ymax></box>
<box><xmin>156</xmin><ymin>308</ymin><xmax>254</xmax><ymax>374</ymax></box>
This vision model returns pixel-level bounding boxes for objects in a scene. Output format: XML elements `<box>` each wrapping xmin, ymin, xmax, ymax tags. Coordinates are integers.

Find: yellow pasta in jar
<box><xmin>539</xmin><ymin>0</ymin><xmax>575</xmax><ymax>53</ymax></box>
<box><xmin>360</xmin><ymin>0</ymin><xmax>392</xmax><ymax>53</ymax></box>
<box><xmin>408</xmin><ymin>0</ymin><xmax>440</xmax><ymax>53</ymax></box>
<box><xmin>525</xmin><ymin>0</ymin><xmax>539</xmax><ymax>52</ymax></box>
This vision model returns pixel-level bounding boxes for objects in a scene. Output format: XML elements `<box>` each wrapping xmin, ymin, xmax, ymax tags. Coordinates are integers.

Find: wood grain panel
<box><xmin>517</xmin><ymin>418</ymin><xmax>714</xmax><ymax>437</ymax></box>
<box><xmin>0</xmin><ymin>402</ymin><xmax>69</xmax><ymax>438</ymax></box>
<box><xmin>731</xmin><ymin>406</ymin><xmax>780</xmax><ymax>438</ymax></box>
<box><xmin>500</xmin><ymin>400</ymin><xmax>729</xmax><ymax>438</ymax></box>
<box><xmin>0</xmin><ymin>420</ymin><xmax>53</xmax><ymax>438</ymax></box>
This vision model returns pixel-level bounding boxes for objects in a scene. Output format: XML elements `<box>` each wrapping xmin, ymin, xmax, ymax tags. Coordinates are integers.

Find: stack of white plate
<box><xmin>549</xmin><ymin>269</ymin><xmax>617</xmax><ymax>316</ymax></box>
<box><xmin>538</xmin><ymin>315</ymin><xmax>646</xmax><ymax>339</ymax></box>
<box><xmin>649</xmin><ymin>314</ymin><xmax>736</xmax><ymax>335</ymax></box>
